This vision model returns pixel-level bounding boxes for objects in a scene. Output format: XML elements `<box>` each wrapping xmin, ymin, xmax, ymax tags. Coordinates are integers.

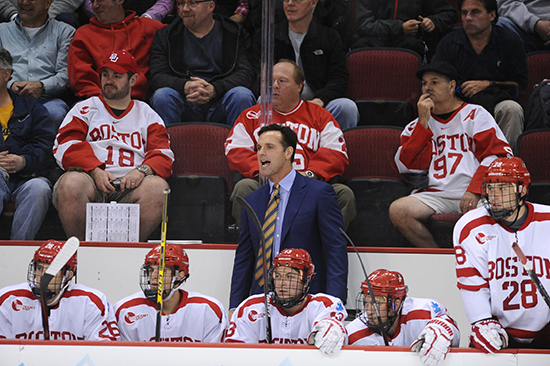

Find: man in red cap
<box><xmin>53</xmin><ymin>50</ymin><xmax>174</xmax><ymax>242</ymax></box>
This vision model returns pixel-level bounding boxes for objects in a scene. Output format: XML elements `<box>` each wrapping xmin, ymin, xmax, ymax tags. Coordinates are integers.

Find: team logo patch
<box><xmin>110</xmin><ymin>52</ymin><xmax>119</xmax><ymax>63</ymax></box>
<box><xmin>80</xmin><ymin>106</ymin><xmax>90</xmax><ymax>115</ymax></box>
<box><xmin>124</xmin><ymin>311</ymin><xmax>149</xmax><ymax>324</ymax></box>
<box><xmin>247</xmin><ymin>309</ymin><xmax>266</xmax><ymax>322</ymax></box>
<box><xmin>475</xmin><ymin>232</ymin><xmax>497</xmax><ymax>245</ymax></box>
<box><xmin>246</xmin><ymin>110</ymin><xmax>261</xmax><ymax>119</ymax></box>
<box><xmin>11</xmin><ymin>299</ymin><xmax>35</xmax><ymax>312</ymax></box>
<box><xmin>430</xmin><ymin>301</ymin><xmax>442</xmax><ymax>315</ymax></box>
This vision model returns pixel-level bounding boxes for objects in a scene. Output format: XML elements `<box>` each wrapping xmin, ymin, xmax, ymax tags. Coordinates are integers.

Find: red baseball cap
<box><xmin>100</xmin><ymin>50</ymin><xmax>138</xmax><ymax>74</ymax></box>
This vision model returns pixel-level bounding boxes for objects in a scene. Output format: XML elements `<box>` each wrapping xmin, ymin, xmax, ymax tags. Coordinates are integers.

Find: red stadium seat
<box><xmin>166</xmin><ymin>122</ymin><xmax>233</xmax><ymax>242</ymax></box>
<box><xmin>521</xmin><ymin>51</ymin><xmax>550</xmax><ymax>105</ymax></box>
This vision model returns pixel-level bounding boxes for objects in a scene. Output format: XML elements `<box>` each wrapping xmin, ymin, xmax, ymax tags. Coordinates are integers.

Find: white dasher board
<box><xmin>85</xmin><ymin>202</ymin><xmax>140</xmax><ymax>242</ymax></box>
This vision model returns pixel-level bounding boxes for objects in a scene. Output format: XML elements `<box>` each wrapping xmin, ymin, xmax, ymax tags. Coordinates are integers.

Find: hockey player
<box><xmin>454</xmin><ymin>157</ymin><xmax>550</xmax><ymax>352</ymax></box>
<box><xmin>0</xmin><ymin>240</ymin><xmax>119</xmax><ymax>340</ymax></box>
<box><xmin>225</xmin><ymin>248</ymin><xmax>347</xmax><ymax>354</ymax></box>
<box><xmin>347</xmin><ymin>269</ymin><xmax>460</xmax><ymax>366</ymax></box>
<box><xmin>114</xmin><ymin>244</ymin><xmax>228</xmax><ymax>342</ymax></box>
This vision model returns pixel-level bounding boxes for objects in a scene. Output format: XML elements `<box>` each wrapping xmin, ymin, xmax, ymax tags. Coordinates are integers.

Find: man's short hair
<box><xmin>277</xmin><ymin>59</ymin><xmax>305</xmax><ymax>85</ymax></box>
<box><xmin>458</xmin><ymin>0</ymin><xmax>498</xmax><ymax>24</ymax></box>
<box><xmin>258</xmin><ymin>124</ymin><xmax>297</xmax><ymax>163</ymax></box>
<box><xmin>0</xmin><ymin>47</ymin><xmax>13</xmax><ymax>71</ymax></box>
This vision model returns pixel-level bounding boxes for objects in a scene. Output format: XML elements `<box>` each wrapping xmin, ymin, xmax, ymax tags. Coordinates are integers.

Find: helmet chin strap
<box><xmin>162</xmin><ymin>271</ymin><xmax>189</xmax><ymax>302</ymax></box>
<box><xmin>46</xmin><ymin>271</ymin><xmax>72</xmax><ymax>307</ymax></box>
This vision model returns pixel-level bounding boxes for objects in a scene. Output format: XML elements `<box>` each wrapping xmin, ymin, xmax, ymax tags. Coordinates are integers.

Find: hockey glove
<box><xmin>307</xmin><ymin>318</ymin><xmax>346</xmax><ymax>354</ymax></box>
<box><xmin>470</xmin><ymin>319</ymin><xmax>509</xmax><ymax>354</ymax></box>
<box><xmin>410</xmin><ymin>318</ymin><xmax>455</xmax><ymax>366</ymax></box>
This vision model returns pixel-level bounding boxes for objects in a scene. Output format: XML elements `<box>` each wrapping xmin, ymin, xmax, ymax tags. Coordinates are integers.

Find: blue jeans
<box><xmin>0</xmin><ymin>174</ymin><xmax>51</xmax><ymax>240</ymax></box>
<box><xmin>325</xmin><ymin>98</ymin><xmax>360</xmax><ymax>130</ymax></box>
<box><xmin>150</xmin><ymin>86</ymin><xmax>256</xmax><ymax>126</ymax></box>
<box><xmin>39</xmin><ymin>97</ymin><xmax>70</xmax><ymax>130</ymax></box>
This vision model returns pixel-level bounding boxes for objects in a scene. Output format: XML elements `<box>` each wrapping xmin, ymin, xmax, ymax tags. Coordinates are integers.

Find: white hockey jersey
<box><xmin>395</xmin><ymin>103</ymin><xmax>511</xmax><ymax>199</ymax></box>
<box><xmin>114</xmin><ymin>289</ymin><xmax>228</xmax><ymax>342</ymax></box>
<box><xmin>346</xmin><ymin>297</ymin><xmax>460</xmax><ymax>346</ymax></box>
<box><xmin>454</xmin><ymin>203</ymin><xmax>550</xmax><ymax>344</ymax></box>
<box><xmin>0</xmin><ymin>283</ymin><xmax>119</xmax><ymax>340</ymax></box>
<box><xmin>54</xmin><ymin>96</ymin><xmax>174</xmax><ymax>178</ymax></box>
<box><xmin>225</xmin><ymin>293</ymin><xmax>347</xmax><ymax>344</ymax></box>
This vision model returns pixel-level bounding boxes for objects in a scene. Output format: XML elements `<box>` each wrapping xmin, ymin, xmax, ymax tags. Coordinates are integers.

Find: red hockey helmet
<box><xmin>33</xmin><ymin>239</ymin><xmax>78</xmax><ymax>272</ymax></box>
<box><xmin>483</xmin><ymin>157</ymin><xmax>531</xmax><ymax>193</ymax></box>
<box><xmin>361</xmin><ymin>269</ymin><xmax>407</xmax><ymax>300</ymax></box>
<box><xmin>144</xmin><ymin>244</ymin><xmax>189</xmax><ymax>276</ymax></box>
<box><xmin>273</xmin><ymin>248</ymin><xmax>315</xmax><ymax>282</ymax></box>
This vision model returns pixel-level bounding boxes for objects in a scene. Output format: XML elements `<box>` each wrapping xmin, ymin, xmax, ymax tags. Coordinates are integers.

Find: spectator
<box><xmin>497</xmin><ymin>0</ymin><xmax>550</xmax><ymax>53</ymax></box>
<box><xmin>251</xmin><ymin>0</ymin><xmax>358</xmax><ymax>129</ymax></box>
<box><xmin>0</xmin><ymin>0</ymin><xmax>75</xmax><ymax>129</ymax></box>
<box><xmin>228</xmin><ymin>123</ymin><xmax>348</xmax><ymax>313</ymax></box>
<box><xmin>226</xmin><ymin>60</ymin><xmax>356</xmax><ymax>229</ymax></box>
<box><xmin>115</xmin><ymin>244</ymin><xmax>228</xmax><ymax>342</ymax></box>
<box><xmin>433</xmin><ymin>0</ymin><xmax>528</xmax><ymax>152</ymax></box>
<box><xmin>53</xmin><ymin>50</ymin><xmax>174</xmax><ymax>241</ymax></box>
<box><xmin>347</xmin><ymin>269</ymin><xmax>460</xmax><ymax>366</ymax></box>
<box><xmin>0</xmin><ymin>47</ymin><xmax>56</xmax><ymax>240</ymax></box>
<box><xmin>226</xmin><ymin>248</ymin><xmax>347</xmax><ymax>354</ymax></box>
<box><xmin>454</xmin><ymin>157</ymin><xmax>550</xmax><ymax>351</ymax></box>
<box><xmin>0</xmin><ymin>0</ymin><xmax>83</xmax><ymax>28</ymax></box>
<box><xmin>0</xmin><ymin>239</ymin><xmax>120</xmax><ymax>340</ymax></box>
<box><xmin>68</xmin><ymin>0</ymin><xmax>165</xmax><ymax>101</ymax></box>
<box><xmin>83</xmin><ymin>0</ymin><xmax>175</xmax><ymax>22</ymax></box>
<box><xmin>149</xmin><ymin>0</ymin><xmax>255</xmax><ymax>126</ymax></box>
<box><xmin>354</xmin><ymin>0</ymin><xmax>457</xmax><ymax>61</ymax></box>
<box><xmin>389</xmin><ymin>61</ymin><xmax>512</xmax><ymax>248</ymax></box>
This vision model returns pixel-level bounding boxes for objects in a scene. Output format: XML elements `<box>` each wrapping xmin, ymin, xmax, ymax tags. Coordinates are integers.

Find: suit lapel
<box><xmin>281</xmin><ymin>174</ymin><xmax>307</xmax><ymax>241</ymax></box>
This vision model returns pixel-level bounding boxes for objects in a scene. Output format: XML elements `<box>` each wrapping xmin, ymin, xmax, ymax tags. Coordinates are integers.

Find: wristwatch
<box><xmin>137</xmin><ymin>165</ymin><xmax>151</xmax><ymax>176</ymax></box>
<box><xmin>305</xmin><ymin>170</ymin><xmax>316</xmax><ymax>179</ymax></box>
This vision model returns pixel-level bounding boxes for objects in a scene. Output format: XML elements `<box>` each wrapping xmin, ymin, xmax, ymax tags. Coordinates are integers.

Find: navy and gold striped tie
<box><xmin>254</xmin><ymin>183</ymin><xmax>280</xmax><ymax>287</ymax></box>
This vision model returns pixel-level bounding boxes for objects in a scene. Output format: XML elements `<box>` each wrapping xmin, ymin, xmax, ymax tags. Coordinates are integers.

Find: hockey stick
<box><xmin>512</xmin><ymin>242</ymin><xmax>550</xmax><ymax>309</ymax></box>
<box><xmin>339</xmin><ymin>228</ymin><xmax>390</xmax><ymax>346</ymax></box>
<box><xmin>155</xmin><ymin>188</ymin><xmax>171</xmax><ymax>342</ymax></box>
<box><xmin>236</xmin><ymin>195</ymin><xmax>273</xmax><ymax>344</ymax></box>
<box><xmin>39</xmin><ymin>236</ymin><xmax>80</xmax><ymax>340</ymax></box>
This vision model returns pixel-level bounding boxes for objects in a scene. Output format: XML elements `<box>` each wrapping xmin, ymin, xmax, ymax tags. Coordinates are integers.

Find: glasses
<box><xmin>176</xmin><ymin>0</ymin><xmax>209</xmax><ymax>7</ymax></box>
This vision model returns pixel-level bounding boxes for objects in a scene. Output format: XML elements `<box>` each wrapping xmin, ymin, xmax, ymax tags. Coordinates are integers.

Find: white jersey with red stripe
<box><xmin>225</xmin><ymin>100</ymin><xmax>349</xmax><ymax>182</ymax></box>
<box><xmin>346</xmin><ymin>297</ymin><xmax>460</xmax><ymax>346</ymax></box>
<box><xmin>225</xmin><ymin>293</ymin><xmax>347</xmax><ymax>344</ymax></box>
<box><xmin>395</xmin><ymin>103</ymin><xmax>512</xmax><ymax>199</ymax></box>
<box><xmin>54</xmin><ymin>96</ymin><xmax>174</xmax><ymax>178</ymax></box>
<box><xmin>453</xmin><ymin>202</ymin><xmax>550</xmax><ymax>344</ymax></box>
<box><xmin>114</xmin><ymin>289</ymin><xmax>228</xmax><ymax>342</ymax></box>
<box><xmin>0</xmin><ymin>282</ymin><xmax>119</xmax><ymax>341</ymax></box>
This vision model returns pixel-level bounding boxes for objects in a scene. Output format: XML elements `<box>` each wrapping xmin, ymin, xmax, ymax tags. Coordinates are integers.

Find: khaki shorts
<box><xmin>411</xmin><ymin>192</ymin><xmax>462</xmax><ymax>214</ymax></box>
<box><xmin>52</xmin><ymin>171</ymin><xmax>135</xmax><ymax>209</ymax></box>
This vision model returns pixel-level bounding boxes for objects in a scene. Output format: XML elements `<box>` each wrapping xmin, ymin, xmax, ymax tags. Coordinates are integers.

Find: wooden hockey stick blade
<box><xmin>512</xmin><ymin>242</ymin><xmax>550</xmax><ymax>309</ymax></box>
<box><xmin>235</xmin><ymin>195</ymin><xmax>272</xmax><ymax>344</ymax></box>
<box><xmin>39</xmin><ymin>237</ymin><xmax>80</xmax><ymax>340</ymax></box>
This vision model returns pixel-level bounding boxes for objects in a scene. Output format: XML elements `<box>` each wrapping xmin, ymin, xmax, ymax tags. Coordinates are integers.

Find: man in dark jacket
<box><xmin>252</xmin><ymin>0</ymin><xmax>358</xmax><ymax>129</ymax></box>
<box><xmin>0</xmin><ymin>47</ymin><xmax>56</xmax><ymax>240</ymax></box>
<box><xmin>149</xmin><ymin>0</ymin><xmax>255</xmax><ymax>126</ymax></box>
<box><xmin>354</xmin><ymin>0</ymin><xmax>457</xmax><ymax>60</ymax></box>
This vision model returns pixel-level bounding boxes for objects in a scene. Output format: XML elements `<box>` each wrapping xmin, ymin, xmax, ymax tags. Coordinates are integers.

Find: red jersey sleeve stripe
<box><xmin>115</xmin><ymin>298</ymin><xmax>154</xmax><ymax>319</ymax></box>
<box><xmin>456</xmin><ymin>282</ymin><xmax>489</xmax><ymax>291</ymax></box>
<box><xmin>237</xmin><ymin>297</ymin><xmax>264</xmax><ymax>319</ymax></box>
<box><xmin>456</xmin><ymin>267</ymin><xmax>483</xmax><ymax>278</ymax></box>
<box><xmin>401</xmin><ymin>309</ymin><xmax>432</xmax><ymax>322</ymax></box>
<box><xmin>64</xmin><ymin>289</ymin><xmax>105</xmax><ymax>316</ymax></box>
<box><xmin>348</xmin><ymin>328</ymin><xmax>374</xmax><ymax>345</ymax></box>
<box><xmin>458</xmin><ymin>215</ymin><xmax>497</xmax><ymax>243</ymax></box>
<box><xmin>0</xmin><ymin>289</ymin><xmax>35</xmax><ymax>306</ymax></box>
<box><xmin>187</xmin><ymin>297</ymin><xmax>225</xmax><ymax>323</ymax></box>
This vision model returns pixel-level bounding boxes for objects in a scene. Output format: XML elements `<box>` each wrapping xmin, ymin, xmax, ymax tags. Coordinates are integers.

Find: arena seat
<box><xmin>521</xmin><ymin>51</ymin><xmax>550</xmax><ymax>105</ymax></box>
<box><xmin>342</xmin><ymin>126</ymin><xmax>411</xmax><ymax>247</ymax></box>
<box><xmin>165</xmin><ymin>122</ymin><xmax>233</xmax><ymax>243</ymax></box>
<box><xmin>516</xmin><ymin>128</ymin><xmax>550</xmax><ymax>205</ymax></box>
<box><xmin>345</xmin><ymin>47</ymin><xmax>421</xmax><ymax>127</ymax></box>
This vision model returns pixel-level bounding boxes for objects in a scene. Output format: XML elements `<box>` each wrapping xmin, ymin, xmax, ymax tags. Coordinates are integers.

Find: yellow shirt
<box><xmin>0</xmin><ymin>101</ymin><xmax>14</xmax><ymax>141</ymax></box>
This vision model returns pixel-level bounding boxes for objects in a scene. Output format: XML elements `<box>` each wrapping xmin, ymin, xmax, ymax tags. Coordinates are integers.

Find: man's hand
<box><xmin>411</xmin><ymin>318</ymin><xmax>455</xmax><ymax>366</ymax></box>
<box><xmin>229</xmin><ymin>13</ymin><xmax>245</xmax><ymax>24</ymax></box>
<box><xmin>534</xmin><ymin>20</ymin><xmax>550</xmax><ymax>43</ymax></box>
<box><xmin>185</xmin><ymin>77</ymin><xmax>215</xmax><ymax>104</ymax></box>
<box><xmin>309</xmin><ymin>98</ymin><xmax>324</xmax><ymax>107</ymax></box>
<box><xmin>419</xmin><ymin>16</ymin><xmax>435</xmax><ymax>33</ymax></box>
<box><xmin>0</xmin><ymin>151</ymin><xmax>25</xmax><ymax>174</ymax></box>
<box><xmin>470</xmin><ymin>319</ymin><xmax>508</xmax><ymax>354</ymax></box>
<box><xmin>460</xmin><ymin>191</ymin><xmax>480</xmax><ymax>213</ymax></box>
<box><xmin>11</xmin><ymin>81</ymin><xmax>45</xmax><ymax>99</ymax></box>
<box><xmin>307</xmin><ymin>318</ymin><xmax>346</xmax><ymax>354</ymax></box>
<box><xmin>89</xmin><ymin>167</ymin><xmax>117</xmax><ymax>194</ymax></box>
<box><xmin>459</xmin><ymin>80</ymin><xmax>491</xmax><ymax>98</ymax></box>
<box><xmin>417</xmin><ymin>94</ymin><xmax>435</xmax><ymax>129</ymax></box>
<box><xmin>120</xmin><ymin>168</ymin><xmax>146</xmax><ymax>191</ymax></box>
<box><xmin>403</xmin><ymin>19</ymin><xmax>421</xmax><ymax>35</ymax></box>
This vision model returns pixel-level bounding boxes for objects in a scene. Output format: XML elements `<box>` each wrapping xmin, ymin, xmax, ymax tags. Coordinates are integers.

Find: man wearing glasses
<box><xmin>149</xmin><ymin>0</ymin><xmax>255</xmax><ymax>126</ymax></box>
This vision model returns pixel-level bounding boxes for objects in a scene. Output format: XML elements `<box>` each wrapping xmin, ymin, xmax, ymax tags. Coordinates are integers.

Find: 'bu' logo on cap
<box><xmin>109</xmin><ymin>53</ymin><xmax>119</xmax><ymax>63</ymax></box>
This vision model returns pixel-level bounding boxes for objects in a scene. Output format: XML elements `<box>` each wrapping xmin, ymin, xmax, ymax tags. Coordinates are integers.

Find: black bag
<box><xmin>524</xmin><ymin>79</ymin><xmax>550</xmax><ymax>131</ymax></box>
